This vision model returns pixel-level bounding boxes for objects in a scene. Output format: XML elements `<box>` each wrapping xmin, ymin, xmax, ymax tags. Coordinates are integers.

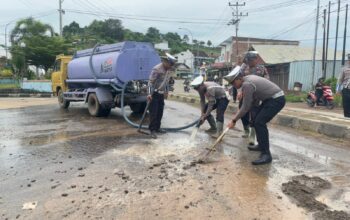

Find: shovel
<box><xmin>137</xmin><ymin>100</ymin><xmax>151</xmax><ymax>135</ymax></box>
<box><xmin>190</xmin><ymin>120</ymin><xmax>202</xmax><ymax>141</ymax></box>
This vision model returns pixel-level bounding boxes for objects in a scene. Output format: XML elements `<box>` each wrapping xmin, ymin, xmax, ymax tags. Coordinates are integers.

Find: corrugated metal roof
<box><xmin>252</xmin><ymin>45</ymin><xmax>344</xmax><ymax>64</ymax></box>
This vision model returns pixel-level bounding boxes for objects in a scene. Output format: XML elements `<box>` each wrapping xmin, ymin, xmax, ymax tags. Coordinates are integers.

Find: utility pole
<box><xmin>228</xmin><ymin>1</ymin><xmax>248</xmax><ymax>61</ymax></box>
<box><xmin>311</xmin><ymin>0</ymin><xmax>320</xmax><ymax>88</ymax></box>
<box><xmin>341</xmin><ymin>4</ymin><xmax>348</xmax><ymax>66</ymax></box>
<box><xmin>322</xmin><ymin>8</ymin><xmax>327</xmax><ymax>78</ymax></box>
<box><xmin>332</xmin><ymin>0</ymin><xmax>341</xmax><ymax>77</ymax></box>
<box><xmin>59</xmin><ymin>0</ymin><xmax>64</xmax><ymax>36</ymax></box>
<box><xmin>325</xmin><ymin>1</ymin><xmax>331</xmax><ymax>77</ymax></box>
<box><xmin>4</xmin><ymin>23</ymin><xmax>10</xmax><ymax>66</ymax></box>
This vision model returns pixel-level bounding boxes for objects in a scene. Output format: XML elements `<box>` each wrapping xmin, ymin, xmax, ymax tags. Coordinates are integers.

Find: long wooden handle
<box><xmin>138</xmin><ymin>100</ymin><xmax>151</xmax><ymax>131</ymax></box>
<box><xmin>207</xmin><ymin>127</ymin><xmax>230</xmax><ymax>152</ymax></box>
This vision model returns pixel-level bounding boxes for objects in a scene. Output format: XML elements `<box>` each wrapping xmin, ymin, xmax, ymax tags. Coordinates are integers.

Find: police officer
<box><xmin>148</xmin><ymin>53</ymin><xmax>177</xmax><ymax>139</ymax></box>
<box><xmin>191</xmin><ymin>76</ymin><xmax>229</xmax><ymax>138</ymax></box>
<box><xmin>224</xmin><ymin>71</ymin><xmax>285</xmax><ymax>165</ymax></box>
<box><xmin>236</xmin><ymin>51</ymin><xmax>270</xmax><ymax>146</ymax></box>
<box><xmin>337</xmin><ymin>53</ymin><xmax>350</xmax><ymax>118</ymax></box>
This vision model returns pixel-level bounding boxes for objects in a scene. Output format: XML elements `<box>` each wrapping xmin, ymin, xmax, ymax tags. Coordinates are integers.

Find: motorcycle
<box><xmin>306</xmin><ymin>86</ymin><xmax>334</xmax><ymax>109</ymax></box>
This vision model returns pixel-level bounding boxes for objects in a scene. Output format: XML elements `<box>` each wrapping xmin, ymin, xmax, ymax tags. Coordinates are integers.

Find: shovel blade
<box><xmin>190</xmin><ymin>127</ymin><xmax>199</xmax><ymax>141</ymax></box>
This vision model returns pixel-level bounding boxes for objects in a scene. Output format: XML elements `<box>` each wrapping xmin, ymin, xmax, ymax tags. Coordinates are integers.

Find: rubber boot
<box><xmin>205</xmin><ymin>115</ymin><xmax>217</xmax><ymax>133</ymax></box>
<box><xmin>242</xmin><ymin>126</ymin><xmax>250</xmax><ymax>138</ymax></box>
<box><xmin>248</xmin><ymin>128</ymin><xmax>256</xmax><ymax>146</ymax></box>
<box><xmin>211</xmin><ymin>122</ymin><xmax>223</xmax><ymax>138</ymax></box>
<box><xmin>252</xmin><ymin>152</ymin><xmax>272</xmax><ymax>165</ymax></box>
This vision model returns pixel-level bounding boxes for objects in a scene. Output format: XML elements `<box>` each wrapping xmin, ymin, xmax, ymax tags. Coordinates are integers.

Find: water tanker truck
<box><xmin>51</xmin><ymin>41</ymin><xmax>160</xmax><ymax>117</ymax></box>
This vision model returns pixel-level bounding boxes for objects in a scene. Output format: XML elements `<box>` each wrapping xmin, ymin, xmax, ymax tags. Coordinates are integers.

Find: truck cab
<box><xmin>51</xmin><ymin>55</ymin><xmax>72</xmax><ymax>108</ymax></box>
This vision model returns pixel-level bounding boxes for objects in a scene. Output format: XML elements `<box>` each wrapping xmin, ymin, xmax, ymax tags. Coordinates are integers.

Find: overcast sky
<box><xmin>0</xmin><ymin>0</ymin><xmax>349</xmax><ymax>56</ymax></box>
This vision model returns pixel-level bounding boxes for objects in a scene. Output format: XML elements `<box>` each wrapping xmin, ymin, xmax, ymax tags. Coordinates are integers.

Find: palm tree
<box><xmin>10</xmin><ymin>17</ymin><xmax>54</xmax><ymax>46</ymax></box>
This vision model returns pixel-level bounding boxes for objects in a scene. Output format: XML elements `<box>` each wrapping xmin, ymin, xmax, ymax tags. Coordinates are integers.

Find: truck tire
<box><xmin>58</xmin><ymin>89</ymin><xmax>70</xmax><ymax>109</ymax></box>
<box><xmin>88</xmin><ymin>93</ymin><xmax>111</xmax><ymax>117</ymax></box>
<box><xmin>130</xmin><ymin>102</ymin><xmax>147</xmax><ymax>114</ymax></box>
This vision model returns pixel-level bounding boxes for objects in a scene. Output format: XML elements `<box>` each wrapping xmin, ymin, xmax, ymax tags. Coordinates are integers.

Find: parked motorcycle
<box><xmin>306</xmin><ymin>86</ymin><xmax>334</xmax><ymax>109</ymax></box>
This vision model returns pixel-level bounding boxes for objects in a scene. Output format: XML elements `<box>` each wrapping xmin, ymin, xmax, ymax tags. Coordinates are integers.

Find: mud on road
<box><xmin>0</xmin><ymin>98</ymin><xmax>350</xmax><ymax>219</ymax></box>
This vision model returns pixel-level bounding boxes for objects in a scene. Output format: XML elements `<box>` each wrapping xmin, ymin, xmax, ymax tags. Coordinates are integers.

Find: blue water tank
<box><xmin>67</xmin><ymin>41</ymin><xmax>160</xmax><ymax>87</ymax></box>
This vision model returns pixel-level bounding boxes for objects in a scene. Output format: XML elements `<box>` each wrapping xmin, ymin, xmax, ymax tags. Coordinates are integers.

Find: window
<box><xmin>53</xmin><ymin>60</ymin><xmax>61</xmax><ymax>72</ymax></box>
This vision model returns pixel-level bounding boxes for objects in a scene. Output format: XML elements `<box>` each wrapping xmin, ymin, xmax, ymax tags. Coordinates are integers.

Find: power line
<box><xmin>0</xmin><ymin>10</ymin><xmax>57</xmax><ymax>27</ymax></box>
<box><xmin>64</xmin><ymin>9</ymin><xmax>229</xmax><ymax>24</ymax></box>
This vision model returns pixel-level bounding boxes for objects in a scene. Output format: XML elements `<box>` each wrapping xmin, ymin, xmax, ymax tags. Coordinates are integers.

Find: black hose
<box><xmin>89</xmin><ymin>43</ymin><xmax>199</xmax><ymax>131</ymax></box>
<box><xmin>120</xmin><ymin>82</ymin><xmax>199</xmax><ymax>131</ymax></box>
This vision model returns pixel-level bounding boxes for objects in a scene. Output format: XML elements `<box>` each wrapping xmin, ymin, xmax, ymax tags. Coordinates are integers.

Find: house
<box><xmin>218</xmin><ymin>36</ymin><xmax>299</xmax><ymax>63</ymax></box>
<box><xmin>174</xmin><ymin>50</ymin><xmax>194</xmax><ymax>70</ymax></box>
<box><xmin>174</xmin><ymin>50</ymin><xmax>215</xmax><ymax>77</ymax></box>
<box><xmin>154</xmin><ymin>41</ymin><xmax>170</xmax><ymax>51</ymax></box>
<box><xmin>251</xmin><ymin>44</ymin><xmax>344</xmax><ymax>91</ymax></box>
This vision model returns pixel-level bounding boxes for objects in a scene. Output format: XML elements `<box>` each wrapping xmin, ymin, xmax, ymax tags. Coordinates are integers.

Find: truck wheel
<box><xmin>58</xmin><ymin>89</ymin><xmax>70</xmax><ymax>109</ymax></box>
<box><xmin>100</xmin><ymin>108</ymin><xmax>112</xmax><ymax>117</ymax></box>
<box><xmin>88</xmin><ymin>93</ymin><xmax>111</xmax><ymax>117</ymax></box>
<box><xmin>130</xmin><ymin>102</ymin><xmax>147</xmax><ymax>114</ymax></box>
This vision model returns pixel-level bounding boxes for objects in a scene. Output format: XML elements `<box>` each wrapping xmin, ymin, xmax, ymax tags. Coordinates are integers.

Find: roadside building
<box><xmin>218</xmin><ymin>36</ymin><xmax>299</xmax><ymax>63</ymax></box>
<box><xmin>252</xmin><ymin>45</ymin><xmax>343</xmax><ymax>91</ymax></box>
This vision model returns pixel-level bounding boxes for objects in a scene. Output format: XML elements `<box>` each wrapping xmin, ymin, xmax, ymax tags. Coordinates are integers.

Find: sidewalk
<box><xmin>171</xmin><ymin>80</ymin><xmax>350</xmax><ymax>140</ymax></box>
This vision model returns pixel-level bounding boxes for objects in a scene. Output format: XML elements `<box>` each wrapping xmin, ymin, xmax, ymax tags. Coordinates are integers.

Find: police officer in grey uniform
<box><xmin>238</xmin><ymin>51</ymin><xmax>270</xmax><ymax>146</ymax></box>
<box><xmin>191</xmin><ymin>76</ymin><xmax>229</xmax><ymax>138</ymax></box>
<box><xmin>147</xmin><ymin>53</ymin><xmax>177</xmax><ymax>139</ymax></box>
<box><xmin>337</xmin><ymin>54</ymin><xmax>350</xmax><ymax>118</ymax></box>
<box><xmin>225</xmin><ymin>72</ymin><xmax>285</xmax><ymax>165</ymax></box>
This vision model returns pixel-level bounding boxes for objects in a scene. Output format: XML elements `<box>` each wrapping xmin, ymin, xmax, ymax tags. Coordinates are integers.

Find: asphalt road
<box><xmin>0</xmin><ymin>98</ymin><xmax>349</xmax><ymax>220</ymax></box>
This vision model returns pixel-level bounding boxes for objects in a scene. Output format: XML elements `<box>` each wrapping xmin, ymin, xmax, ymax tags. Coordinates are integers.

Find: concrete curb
<box><xmin>169</xmin><ymin>94</ymin><xmax>350</xmax><ymax>140</ymax></box>
<box><xmin>0</xmin><ymin>93</ymin><xmax>53</xmax><ymax>98</ymax></box>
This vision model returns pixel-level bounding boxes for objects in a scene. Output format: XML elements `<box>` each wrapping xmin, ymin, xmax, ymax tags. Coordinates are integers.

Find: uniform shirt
<box><xmin>148</xmin><ymin>63</ymin><xmax>169</xmax><ymax>94</ymax></box>
<box><xmin>233</xmin><ymin>75</ymin><xmax>282</xmax><ymax>121</ymax></box>
<box><xmin>198</xmin><ymin>82</ymin><xmax>226</xmax><ymax>117</ymax></box>
<box><xmin>249</xmin><ymin>65</ymin><xmax>269</xmax><ymax>79</ymax></box>
<box><xmin>337</xmin><ymin>63</ymin><xmax>350</xmax><ymax>92</ymax></box>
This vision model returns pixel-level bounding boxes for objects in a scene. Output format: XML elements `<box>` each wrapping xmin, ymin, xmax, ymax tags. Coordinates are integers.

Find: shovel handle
<box><xmin>138</xmin><ymin>100</ymin><xmax>151</xmax><ymax>131</ymax></box>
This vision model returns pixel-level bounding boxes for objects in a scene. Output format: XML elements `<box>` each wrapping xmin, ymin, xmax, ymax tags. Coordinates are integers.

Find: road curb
<box><xmin>0</xmin><ymin>93</ymin><xmax>53</xmax><ymax>98</ymax></box>
<box><xmin>169</xmin><ymin>94</ymin><xmax>350</xmax><ymax>140</ymax></box>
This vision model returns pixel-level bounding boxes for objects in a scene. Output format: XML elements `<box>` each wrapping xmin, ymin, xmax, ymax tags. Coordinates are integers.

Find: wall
<box><xmin>0</xmin><ymin>79</ymin><xmax>18</xmax><ymax>84</ymax></box>
<box><xmin>21</xmin><ymin>80</ymin><xmax>52</xmax><ymax>92</ymax></box>
<box><xmin>175</xmin><ymin>50</ymin><xmax>194</xmax><ymax>69</ymax></box>
<box><xmin>288</xmin><ymin>60</ymin><xmax>343</xmax><ymax>91</ymax></box>
<box><xmin>267</xmin><ymin>63</ymin><xmax>290</xmax><ymax>91</ymax></box>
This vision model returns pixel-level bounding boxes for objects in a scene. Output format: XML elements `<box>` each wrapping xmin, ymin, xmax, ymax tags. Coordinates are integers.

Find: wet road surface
<box><xmin>0</xmin><ymin>98</ymin><xmax>350</xmax><ymax>220</ymax></box>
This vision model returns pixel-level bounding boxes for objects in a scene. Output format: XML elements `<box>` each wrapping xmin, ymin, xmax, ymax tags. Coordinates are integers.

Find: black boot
<box><xmin>156</xmin><ymin>128</ymin><xmax>167</xmax><ymax>134</ymax></box>
<box><xmin>252</xmin><ymin>153</ymin><xmax>272</xmax><ymax>165</ymax></box>
<box><xmin>150</xmin><ymin>131</ymin><xmax>157</xmax><ymax>139</ymax></box>
<box><xmin>247</xmin><ymin>145</ymin><xmax>262</xmax><ymax>152</ymax></box>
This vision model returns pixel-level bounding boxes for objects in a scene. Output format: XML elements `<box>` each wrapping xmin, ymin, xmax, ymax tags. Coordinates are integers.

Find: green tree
<box><xmin>9</xmin><ymin>18</ymin><xmax>68</xmax><ymax>78</ymax></box>
<box><xmin>124</xmin><ymin>29</ymin><xmax>145</xmax><ymax>41</ymax></box>
<box><xmin>63</xmin><ymin>21</ymin><xmax>83</xmax><ymax>37</ymax></box>
<box><xmin>22</xmin><ymin>35</ymin><xmax>69</xmax><ymax>71</ymax></box>
<box><xmin>145</xmin><ymin>27</ymin><xmax>161</xmax><ymax>43</ymax></box>
<box><xmin>10</xmin><ymin>17</ymin><xmax>54</xmax><ymax>46</ymax></box>
<box><xmin>87</xmin><ymin>19</ymin><xmax>124</xmax><ymax>43</ymax></box>
<box><xmin>183</xmin><ymin>34</ymin><xmax>190</xmax><ymax>43</ymax></box>
<box><xmin>207</xmin><ymin>40</ymin><xmax>212</xmax><ymax>47</ymax></box>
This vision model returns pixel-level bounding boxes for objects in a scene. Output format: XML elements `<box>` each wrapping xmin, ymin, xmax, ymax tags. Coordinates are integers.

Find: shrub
<box><xmin>0</xmin><ymin>69</ymin><xmax>13</xmax><ymax>77</ymax></box>
<box><xmin>324</xmin><ymin>77</ymin><xmax>337</xmax><ymax>92</ymax></box>
<box><xmin>334</xmin><ymin>94</ymin><xmax>343</xmax><ymax>107</ymax></box>
<box><xmin>285</xmin><ymin>93</ymin><xmax>306</xmax><ymax>103</ymax></box>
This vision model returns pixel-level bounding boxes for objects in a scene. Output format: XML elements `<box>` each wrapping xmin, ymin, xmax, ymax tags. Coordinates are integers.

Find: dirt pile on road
<box><xmin>282</xmin><ymin>175</ymin><xmax>350</xmax><ymax>219</ymax></box>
